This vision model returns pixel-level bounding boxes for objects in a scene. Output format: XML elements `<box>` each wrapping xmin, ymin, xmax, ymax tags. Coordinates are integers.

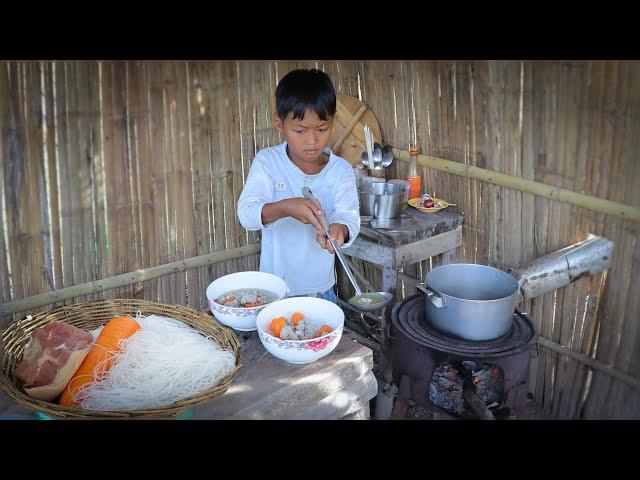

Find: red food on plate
<box><xmin>420</xmin><ymin>194</ymin><xmax>435</xmax><ymax>208</ymax></box>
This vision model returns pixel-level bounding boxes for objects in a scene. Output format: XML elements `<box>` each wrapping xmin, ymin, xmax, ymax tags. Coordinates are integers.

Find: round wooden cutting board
<box><xmin>330</xmin><ymin>94</ymin><xmax>383</xmax><ymax>166</ymax></box>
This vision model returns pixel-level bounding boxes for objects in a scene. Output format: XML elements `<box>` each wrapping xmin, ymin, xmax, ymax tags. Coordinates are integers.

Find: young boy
<box><xmin>237</xmin><ymin>69</ymin><xmax>360</xmax><ymax>303</ymax></box>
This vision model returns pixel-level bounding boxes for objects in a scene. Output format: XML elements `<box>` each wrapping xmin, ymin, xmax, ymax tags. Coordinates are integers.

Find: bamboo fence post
<box><xmin>0</xmin><ymin>243</ymin><xmax>261</xmax><ymax>317</ymax></box>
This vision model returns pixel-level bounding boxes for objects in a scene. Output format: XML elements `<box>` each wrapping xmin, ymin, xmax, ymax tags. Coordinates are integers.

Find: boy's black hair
<box><xmin>275</xmin><ymin>69</ymin><xmax>336</xmax><ymax>121</ymax></box>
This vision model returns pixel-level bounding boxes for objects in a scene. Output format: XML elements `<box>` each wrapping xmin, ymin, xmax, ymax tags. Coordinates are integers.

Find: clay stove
<box><xmin>390</xmin><ymin>294</ymin><xmax>539</xmax><ymax>419</ymax></box>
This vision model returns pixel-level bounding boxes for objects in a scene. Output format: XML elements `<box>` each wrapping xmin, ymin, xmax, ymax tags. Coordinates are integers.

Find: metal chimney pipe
<box><xmin>510</xmin><ymin>234</ymin><xmax>614</xmax><ymax>300</ymax></box>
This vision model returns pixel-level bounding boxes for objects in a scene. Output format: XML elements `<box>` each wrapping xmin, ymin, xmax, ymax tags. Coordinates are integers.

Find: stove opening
<box><xmin>428</xmin><ymin>361</ymin><xmax>506</xmax><ymax>419</ymax></box>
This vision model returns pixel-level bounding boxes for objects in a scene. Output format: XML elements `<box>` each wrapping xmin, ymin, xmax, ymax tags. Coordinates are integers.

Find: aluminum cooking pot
<box><xmin>359</xmin><ymin>182</ymin><xmax>405</xmax><ymax>219</ymax></box>
<box><xmin>416</xmin><ymin>263</ymin><xmax>521</xmax><ymax>341</ymax></box>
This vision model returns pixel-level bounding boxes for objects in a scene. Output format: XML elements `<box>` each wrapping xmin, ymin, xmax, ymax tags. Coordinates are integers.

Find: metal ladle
<box><xmin>301</xmin><ymin>187</ymin><xmax>393</xmax><ymax>312</ymax></box>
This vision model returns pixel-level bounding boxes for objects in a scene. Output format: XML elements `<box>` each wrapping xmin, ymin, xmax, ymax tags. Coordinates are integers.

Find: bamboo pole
<box><xmin>0</xmin><ymin>243</ymin><xmax>261</xmax><ymax>316</ymax></box>
<box><xmin>397</xmin><ymin>271</ymin><xmax>420</xmax><ymax>286</ymax></box>
<box><xmin>536</xmin><ymin>337</ymin><xmax>640</xmax><ymax>391</ymax></box>
<box><xmin>391</xmin><ymin>147</ymin><xmax>640</xmax><ymax>222</ymax></box>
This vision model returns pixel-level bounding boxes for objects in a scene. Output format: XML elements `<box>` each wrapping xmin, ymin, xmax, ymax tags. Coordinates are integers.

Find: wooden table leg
<box><xmin>374</xmin><ymin>265</ymin><xmax>399</xmax><ymax>420</ymax></box>
<box><xmin>391</xmin><ymin>375</ymin><xmax>412</xmax><ymax>420</ymax></box>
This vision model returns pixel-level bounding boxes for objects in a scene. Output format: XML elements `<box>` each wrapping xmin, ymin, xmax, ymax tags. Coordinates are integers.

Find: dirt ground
<box><xmin>404</xmin><ymin>394</ymin><xmax>550</xmax><ymax>420</ymax></box>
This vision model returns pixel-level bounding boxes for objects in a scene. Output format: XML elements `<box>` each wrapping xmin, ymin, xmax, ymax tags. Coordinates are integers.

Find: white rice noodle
<box><xmin>76</xmin><ymin>315</ymin><xmax>236</xmax><ymax>411</ymax></box>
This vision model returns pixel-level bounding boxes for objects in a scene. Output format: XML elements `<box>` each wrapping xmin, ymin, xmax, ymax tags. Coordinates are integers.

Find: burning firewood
<box><xmin>462</xmin><ymin>378</ymin><xmax>495</xmax><ymax>420</ymax></box>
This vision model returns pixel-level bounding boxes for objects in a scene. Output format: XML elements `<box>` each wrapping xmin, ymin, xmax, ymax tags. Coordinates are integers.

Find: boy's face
<box><xmin>275</xmin><ymin>109</ymin><xmax>334</xmax><ymax>165</ymax></box>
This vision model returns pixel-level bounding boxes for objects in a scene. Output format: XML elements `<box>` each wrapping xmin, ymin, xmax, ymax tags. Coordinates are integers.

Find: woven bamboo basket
<box><xmin>0</xmin><ymin>299</ymin><xmax>242</xmax><ymax>419</ymax></box>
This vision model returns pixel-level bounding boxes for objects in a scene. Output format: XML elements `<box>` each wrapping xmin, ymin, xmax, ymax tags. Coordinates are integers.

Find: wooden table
<box><xmin>342</xmin><ymin>206</ymin><xmax>465</xmax><ymax>420</ymax></box>
<box><xmin>192</xmin><ymin>329</ymin><xmax>377</xmax><ymax>419</ymax></box>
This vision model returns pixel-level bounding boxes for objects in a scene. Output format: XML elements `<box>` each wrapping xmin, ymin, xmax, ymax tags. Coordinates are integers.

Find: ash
<box><xmin>428</xmin><ymin>360</ymin><xmax>505</xmax><ymax>418</ymax></box>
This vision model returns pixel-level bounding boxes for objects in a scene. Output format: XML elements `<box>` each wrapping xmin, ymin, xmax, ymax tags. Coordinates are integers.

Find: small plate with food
<box><xmin>408</xmin><ymin>193</ymin><xmax>455</xmax><ymax>213</ymax></box>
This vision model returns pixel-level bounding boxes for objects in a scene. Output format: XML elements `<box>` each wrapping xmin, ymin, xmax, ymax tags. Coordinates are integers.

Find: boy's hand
<box><xmin>316</xmin><ymin>223</ymin><xmax>348</xmax><ymax>254</ymax></box>
<box><xmin>280</xmin><ymin>198</ymin><xmax>325</xmax><ymax>236</ymax></box>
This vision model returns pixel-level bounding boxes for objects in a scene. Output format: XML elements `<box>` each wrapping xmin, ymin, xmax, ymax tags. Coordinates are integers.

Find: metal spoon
<box><xmin>381</xmin><ymin>145</ymin><xmax>394</xmax><ymax>167</ymax></box>
<box><xmin>369</xmin><ymin>145</ymin><xmax>384</xmax><ymax>173</ymax></box>
<box><xmin>301</xmin><ymin>187</ymin><xmax>393</xmax><ymax>312</ymax></box>
<box><xmin>360</xmin><ymin>151</ymin><xmax>372</xmax><ymax>169</ymax></box>
<box><xmin>372</xmin><ymin>143</ymin><xmax>383</xmax><ymax>166</ymax></box>
<box><xmin>360</xmin><ymin>148</ymin><xmax>383</xmax><ymax>169</ymax></box>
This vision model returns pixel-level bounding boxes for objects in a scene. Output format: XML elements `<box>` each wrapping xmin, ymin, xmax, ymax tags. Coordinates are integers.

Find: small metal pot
<box><xmin>416</xmin><ymin>263</ymin><xmax>520</xmax><ymax>341</ymax></box>
<box><xmin>359</xmin><ymin>182</ymin><xmax>405</xmax><ymax>218</ymax></box>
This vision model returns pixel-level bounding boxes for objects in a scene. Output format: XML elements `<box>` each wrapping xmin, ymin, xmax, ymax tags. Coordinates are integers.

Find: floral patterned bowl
<box><xmin>206</xmin><ymin>271</ymin><xmax>288</xmax><ymax>331</ymax></box>
<box><xmin>256</xmin><ymin>297</ymin><xmax>344</xmax><ymax>364</ymax></box>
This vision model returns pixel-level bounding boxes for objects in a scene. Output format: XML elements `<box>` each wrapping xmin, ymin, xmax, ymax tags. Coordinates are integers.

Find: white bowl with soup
<box><xmin>206</xmin><ymin>271</ymin><xmax>288</xmax><ymax>331</ymax></box>
<box><xmin>256</xmin><ymin>297</ymin><xmax>345</xmax><ymax>364</ymax></box>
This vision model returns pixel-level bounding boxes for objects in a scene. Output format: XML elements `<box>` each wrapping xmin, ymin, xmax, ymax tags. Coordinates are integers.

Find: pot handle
<box><xmin>416</xmin><ymin>283</ymin><xmax>446</xmax><ymax>308</ymax></box>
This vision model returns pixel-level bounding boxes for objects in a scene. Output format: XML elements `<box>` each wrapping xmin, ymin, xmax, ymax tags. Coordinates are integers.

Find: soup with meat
<box><xmin>215</xmin><ymin>288</ymin><xmax>279</xmax><ymax>308</ymax></box>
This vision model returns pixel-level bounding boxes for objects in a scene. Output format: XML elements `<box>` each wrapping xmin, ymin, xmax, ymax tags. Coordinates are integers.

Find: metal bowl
<box><xmin>359</xmin><ymin>182</ymin><xmax>406</xmax><ymax>218</ymax></box>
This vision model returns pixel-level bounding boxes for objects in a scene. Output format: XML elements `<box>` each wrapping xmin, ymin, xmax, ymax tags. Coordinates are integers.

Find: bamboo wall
<box><xmin>1</xmin><ymin>60</ymin><xmax>638</xmax><ymax>419</ymax></box>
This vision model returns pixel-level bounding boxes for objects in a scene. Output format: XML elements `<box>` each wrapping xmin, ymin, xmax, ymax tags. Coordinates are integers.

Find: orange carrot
<box><xmin>59</xmin><ymin>316</ymin><xmax>141</xmax><ymax>407</ymax></box>
<box><xmin>269</xmin><ymin>317</ymin><xmax>286</xmax><ymax>338</ymax></box>
<box><xmin>291</xmin><ymin>312</ymin><xmax>304</xmax><ymax>326</ymax></box>
<box><xmin>316</xmin><ymin>325</ymin><xmax>333</xmax><ymax>337</ymax></box>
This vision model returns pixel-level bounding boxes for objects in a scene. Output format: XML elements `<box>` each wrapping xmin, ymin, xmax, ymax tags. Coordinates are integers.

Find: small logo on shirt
<box><xmin>274</xmin><ymin>181</ymin><xmax>286</xmax><ymax>191</ymax></box>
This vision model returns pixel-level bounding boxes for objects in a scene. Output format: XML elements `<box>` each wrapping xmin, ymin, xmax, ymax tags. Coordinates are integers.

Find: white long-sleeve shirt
<box><xmin>237</xmin><ymin>142</ymin><xmax>360</xmax><ymax>296</ymax></box>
